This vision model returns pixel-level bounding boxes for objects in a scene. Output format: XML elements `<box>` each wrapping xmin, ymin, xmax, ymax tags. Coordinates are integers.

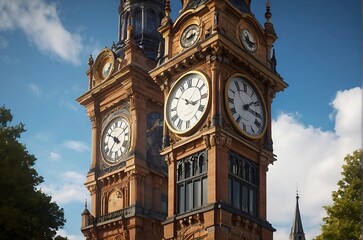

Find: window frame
<box><xmin>228</xmin><ymin>151</ymin><xmax>259</xmax><ymax>217</ymax></box>
<box><xmin>177</xmin><ymin>151</ymin><xmax>208</xmax><ymax>214</ymax></box>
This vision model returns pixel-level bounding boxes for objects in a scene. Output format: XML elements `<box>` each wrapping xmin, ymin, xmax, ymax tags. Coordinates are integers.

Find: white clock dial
<box><xmin>241</xmin><ymin>29</ymin><xmax>257</xmax><ymax>53</ymax></box>
<box><xmin>102</xmin><ymin>61</ymin><xmax>112</xmax><ymax>78</ymax></box>
<box><xmin>180</xmin><ymin>24</ymin><xmax>200</xmax><ymax>48</ymax></box>
<box><xmin>166</xmin><ymin>72</ymin><xmax>209</xmax><ymax>134</ymax></box>
<box><xmin>226</xmin><ymin>76</ymin><xmax>266</xmax><ymax>137</ymax></box>
<box><xmin>101</xmin><ymin>117</ymin><xmax>130</xmax><ymax>163</ymax></box>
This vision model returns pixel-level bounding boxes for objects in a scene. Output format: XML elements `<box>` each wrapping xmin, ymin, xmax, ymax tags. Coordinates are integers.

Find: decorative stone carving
<box><xmin>208</xmin><ymin>132</ymin><xmax>232</xmax><ymax>148</ymax></box>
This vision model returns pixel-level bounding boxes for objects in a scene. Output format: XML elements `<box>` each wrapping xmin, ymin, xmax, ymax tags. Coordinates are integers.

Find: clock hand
<box><xmin>190</xmin><ymin>99</ymin><xmax>199</xmax><ymax>106</ymax></box>
<box><xmin>243</xmin><ymin>101</ymin><xmax>256</xmax><ymax>110</ymax></box>
<box><xmin>107</xmin><ymin>133</ymin><xmax>120</xmax><ymax>144</ymax></box>
<box><xmin>113</xmin><ymin>126</ymin><xmax>128</xmax><ymax>143</ymax></box>
<box><xmin>181</xmin><ymin>98</ymin><xmax>191</xmax><ymax>105</ymax></box>
<box><xmin>247</xmin><ymin>108</ymin><xmax>262</xmax><ymax>119</ymax></box>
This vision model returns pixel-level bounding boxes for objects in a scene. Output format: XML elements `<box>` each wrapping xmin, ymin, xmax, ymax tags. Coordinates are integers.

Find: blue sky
<box><xmin>0</xmin><ymin>1</ymin><xmax>361</xmax><ymax>239</ymax></box>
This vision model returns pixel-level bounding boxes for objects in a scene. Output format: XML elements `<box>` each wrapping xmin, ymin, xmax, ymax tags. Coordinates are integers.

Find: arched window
<box><xmin>146</xmin><ymin>9</ymin><xmax>156</xmax><ymax>32</ymax></box>
<box><xmin>177</xmin><ymin>151</ymin><xmax>208</xmax><ymax>214</ymax></box>
<box><xmin>134</xmin><ymin>8</ymin><xmax>142</xmax><ymax>35</ymax></box>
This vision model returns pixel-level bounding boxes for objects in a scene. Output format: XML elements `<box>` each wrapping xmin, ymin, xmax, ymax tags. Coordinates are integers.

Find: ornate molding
<box><xmin>87</xmin><ymin>184</ymin><xmax>97</xmax><ymax>194</ymax></box>
<box><xmin>206</xmin><ymin>132</ymin><xmax>232</xmax><ymax>148</ymax></box>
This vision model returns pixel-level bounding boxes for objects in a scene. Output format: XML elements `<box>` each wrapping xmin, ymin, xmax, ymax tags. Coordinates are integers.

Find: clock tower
<box><xmin>78</xmin><ymin>1</ymin><xmax>167</xmax><ymax>239</ymax></box>
<box><xmin>150</xmin><ymin>0</ymin><xmax>287</xmax><ymax>239</ymax></box>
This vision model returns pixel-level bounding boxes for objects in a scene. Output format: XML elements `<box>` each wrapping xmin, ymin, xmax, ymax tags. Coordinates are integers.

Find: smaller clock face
<box><xmin>241</xmin><ymin>29</ymin><xmax>257</xmax><ymax>53</ymax></box>
<box><xmin>101</xmin><ymin>117</ymin><xmax>130</xmax><ymax>163</ymax></box>
<box><xmin>166</xmin><ymin>72</ymin><xmax>209</xmax><ymax>134</ymax></box>
<box><xmin>102</xmin><ymin>61</ymin><xmax>112</xmax><ymax>79</ymax></box>
<box><xmin>180</xmin><ymin>24</ymin><xmax>200</xmax><ymax>48</ymax></box>
<box><xmin>226</xmin><ymin>76</ymin><xmax>266</xmax><ymax>138</ymax></box>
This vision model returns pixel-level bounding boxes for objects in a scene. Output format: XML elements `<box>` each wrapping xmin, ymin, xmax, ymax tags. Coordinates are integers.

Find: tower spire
<box><xmin>289</xmin><ymin>192</ymin><xmax>306</xmax><ymax>240</ymax></box>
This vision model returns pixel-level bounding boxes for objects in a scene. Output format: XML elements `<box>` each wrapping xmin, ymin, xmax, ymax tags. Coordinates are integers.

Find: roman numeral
<box><xmin>234</xmin><ymin>81</ymin><xmax>240</xmax><ymax>91</ymax></box>
<box><xmin>171</xmin><ymin>114</ymin><xmax>178</xmax><ymax>122</ymax></box>
<box><xmin>228</xmin><ymin>97</ymin><xmax>234</xmax><ymax>103</ymax></box>
<box><xmin>201</xmin><ymin>93</ymin><xmax>208</xmax><ymax>99</ymax></box>
<box><xmin>186</xmin><ymin>120</ymin><xmax>190</xmax><ymax>129</ymax></box>
<box><xmin>254</xmin><ymin>119</ymin><xmax>262</xmax><ymax>128</ymax></box>
<box><xmin>250</xmin><ymin>126</ymin><xmax>256</xmax><ymax>133</ymax></box>
<box><xmin>236</xmin><ymin>115</ymin><xmax>241</xmax><ymax>123</ymax></box>
<box><xmin>231</xmin><ymin>107</ymin><xmax>237</xmax><ymax>115</ymax></box>
<box><xmin>187</xmin><ymin>78</ymin><xmax>192</xmax><ymax>87</ymax></box>
<box><xmin>179</xmin><ymin>85</ymin><xmax>185</xmax><ymax>92</ymax></box>
<box><xmin>242</xmin><ymin>122</ymin><xmax>247</xmax><ymax>131</ymax></box>
<box><xmin>198</xmin><ymin>105</ymin><xmax>205</xmax><ymax>112</ymax></box>
<box><xmin>243</xmin><ymin>83</ymin><xmax>247</xmax><ymax>92</ymax></box>
<box><xmin>177</xmin><ymin>119</ymin><xmax>183</xmax><ymax>129</ymax></box>
<box><xmin>229</xmin><ymin>88</ymin><xmax>235</xmax><ymax>94</ymax></box>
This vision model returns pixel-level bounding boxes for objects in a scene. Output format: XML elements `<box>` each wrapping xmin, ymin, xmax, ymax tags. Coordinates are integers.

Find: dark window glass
<box><xmin>147</xmin><ymin>9</ymin><xmax>156</xmax><ymax>31</ymax></box>
<box><xmin>134</xmin><ymin>8</ymin><xmax>142</xmax><ymax>34</ymax></box>
<box><xmin>202</xmin><ymin>177</ymin><xmax>207</xmax><ymax>205</ymax></box>
<box><xmin>178</xmin><ymin>185</ymin><xmax>185</xmax><ymax>213</ymax></box>
<box><xmin>228</xmin><ymin>151</ymin><xmax>258</xmax><ymax>217</ymax></box>
<box><xmin>177</xmin><ymin>151</ymin><xmax>208</xmax><ymax>214</ymax></box>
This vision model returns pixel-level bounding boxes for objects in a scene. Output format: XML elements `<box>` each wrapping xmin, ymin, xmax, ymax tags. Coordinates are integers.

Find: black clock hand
<box><xmin>180</xmin><ymin>98</ymin><xmax>192</xmax><ymax>105</ymax></box>
<box><xmin>247</xmin><ymin>108</ymin><xmax>262</xmax><ymax>119</ymax></box>
<box><xmin>243</xmin><ymin>101</ymin><xmax>257</xmax><ymax>110</ymax></box>
<box><xmin>113</xmin><ymin>127</ymin><xmax>128</xmax><ymax>143</ymax></box>
<box><xmin>107</xmin><ymin>133</ymin><xmax>120</xmax><ymax>144</ymax></box>
<box><xmin>190</xmin><ymin>99</ymin><xmax>199</xmax><ymax>106</ymax></box>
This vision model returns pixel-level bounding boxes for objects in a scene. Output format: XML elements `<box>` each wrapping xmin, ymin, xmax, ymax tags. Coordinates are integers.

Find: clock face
<box><xmin>101</xmin><ymin>116</ymin><xmax>130</xmax><ymax>163</ymax></box>
<box><xmin>241</xmin><ymin>29</ymin><xmax>257</xmax><ymax>53</ymax></box>
<box><xmin>165</xmin><ymin>72</ymin><xmax>209</xmax><ymax>134</ymax></box>
<box><xmin>93</xmin><ymin>48</ymin><xmax>115</xmax><ymax>83</ymax></box>
<box><xmin>180</xmin><ymin>24</ymin><xmax>200</xmax><ymax>48</ymax></box>
<box><xmin>102</xmin><ymin>61</ymin><xmax>113</xmax><ymax>79</ymax></box>
<box><xmin>226</xmin><ymin>76</ymin><xmax>266</xmax><ymax>138</ymax></box>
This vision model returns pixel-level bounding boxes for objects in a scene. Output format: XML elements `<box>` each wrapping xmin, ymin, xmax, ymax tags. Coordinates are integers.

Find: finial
<box><xmin>88</xmin><ymin>54</ymin><xmax>94</xmax><ymax>67</ymax></box>
<box><xmin>85</xmin><ymin>199</ymin><xmax>88</xmax><ymax>209</ymax></box>
<box><xmin>296</xmin><ymin>183</ymin><xmax>299</xmax><ymax>199</ymax></box>
<box><xmin>165</xmin><ymin>0</ymin><xmax>171</xmax><ymax>18</ymax></box>
<box><xmin>265</xmin><ymin>0</ymin><xmax>272</xmax><ymax>22</ymax></box>
<box><xmin>126</xmin><ymin>15</ymin><xmax>133</xmax><ymax>40</ymax></box>
<box><xmin>161</xmin><ymin>0</ymin><xmax>172</xmax><ymax>26</ymax></box>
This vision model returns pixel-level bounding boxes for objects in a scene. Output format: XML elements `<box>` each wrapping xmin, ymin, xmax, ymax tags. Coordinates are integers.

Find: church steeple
<box><xmin>290</xmin><ymin>192</ymin><xmax>306</xmax><ymax>240</ymax></box>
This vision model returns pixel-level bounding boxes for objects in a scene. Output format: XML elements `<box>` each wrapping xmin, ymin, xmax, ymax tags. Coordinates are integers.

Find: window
<box><xmin>177</xmin><ymin>151</ymin><xmax>208</xmax><ymax>214</ymax></box>
<box><xmin>228</xmin><ymin>151</ymin><xmax>258</xmax><ymax>216</ymax></box>
<box><xmin>146</xmin><ymin>9</ymin><xmax>156</xmax><ymax>32</ymax></box>
<box><xmin>134</xmin><ymin>8</ymin><xmax>142</xmax><ymax>35</ymax></box>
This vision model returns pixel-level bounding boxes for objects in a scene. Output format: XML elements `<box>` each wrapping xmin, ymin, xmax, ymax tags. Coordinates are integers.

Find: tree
<box><xmin>0</xmin><ymin>106</ymin><xmax>66</xmax><ymax>239</ymax></box>
<box><xmin>315</xmin><ymin>150</ymin><xmax>362</xmax><ymax>240</ymax></box>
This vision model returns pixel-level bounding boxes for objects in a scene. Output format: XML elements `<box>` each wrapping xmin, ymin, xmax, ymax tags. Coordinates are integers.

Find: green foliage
<box><xmin>0</xmin><ymin>106</ymin><xmax>66</xmax><ymax>239</ymax></box>
<box><xmin>315</xmin><ymin>150</ymin><xmax>362</xmax><ymax>240</ymax></box>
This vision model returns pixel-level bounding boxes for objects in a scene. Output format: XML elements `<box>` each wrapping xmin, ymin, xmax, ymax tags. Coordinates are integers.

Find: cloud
<box><xmin>40</xmin><ymin>171</ymin><xmax>87</xmax><ymax>205</ymax></box>
<box><xmin>0</xmin><ymin>0</ymin><xmax>83</xmax><ymax>65</ymax></box>
<box><xmin>269</xmin><ymin>87</ymin><xmax>362</xmax><ymax>239</ymax></box>
<box><xmin>56</xmin><ymin>229</ymin><xmax>84</xmax><ymax>240</ymax></box>
<box><xmin>28</xmin><ymin>83</ymin><xmax>43</xmax><ymax>97</ymax></box>
<box><xmin>49</xmin><ymin>151</ymin><xmax>61</xmax><ymax>161</ymax></box>
<box><xmin>64</xmin><ymin>140</ymin><xmax>90</xmax><ymax>152</ymax></box>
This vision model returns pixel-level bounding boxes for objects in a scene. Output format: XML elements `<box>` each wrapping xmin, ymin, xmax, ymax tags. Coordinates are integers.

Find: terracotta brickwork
<box><xmin>79</xmin><ymin>0</ymin><xmax>287</xmax><ymax>239</ymax></box>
